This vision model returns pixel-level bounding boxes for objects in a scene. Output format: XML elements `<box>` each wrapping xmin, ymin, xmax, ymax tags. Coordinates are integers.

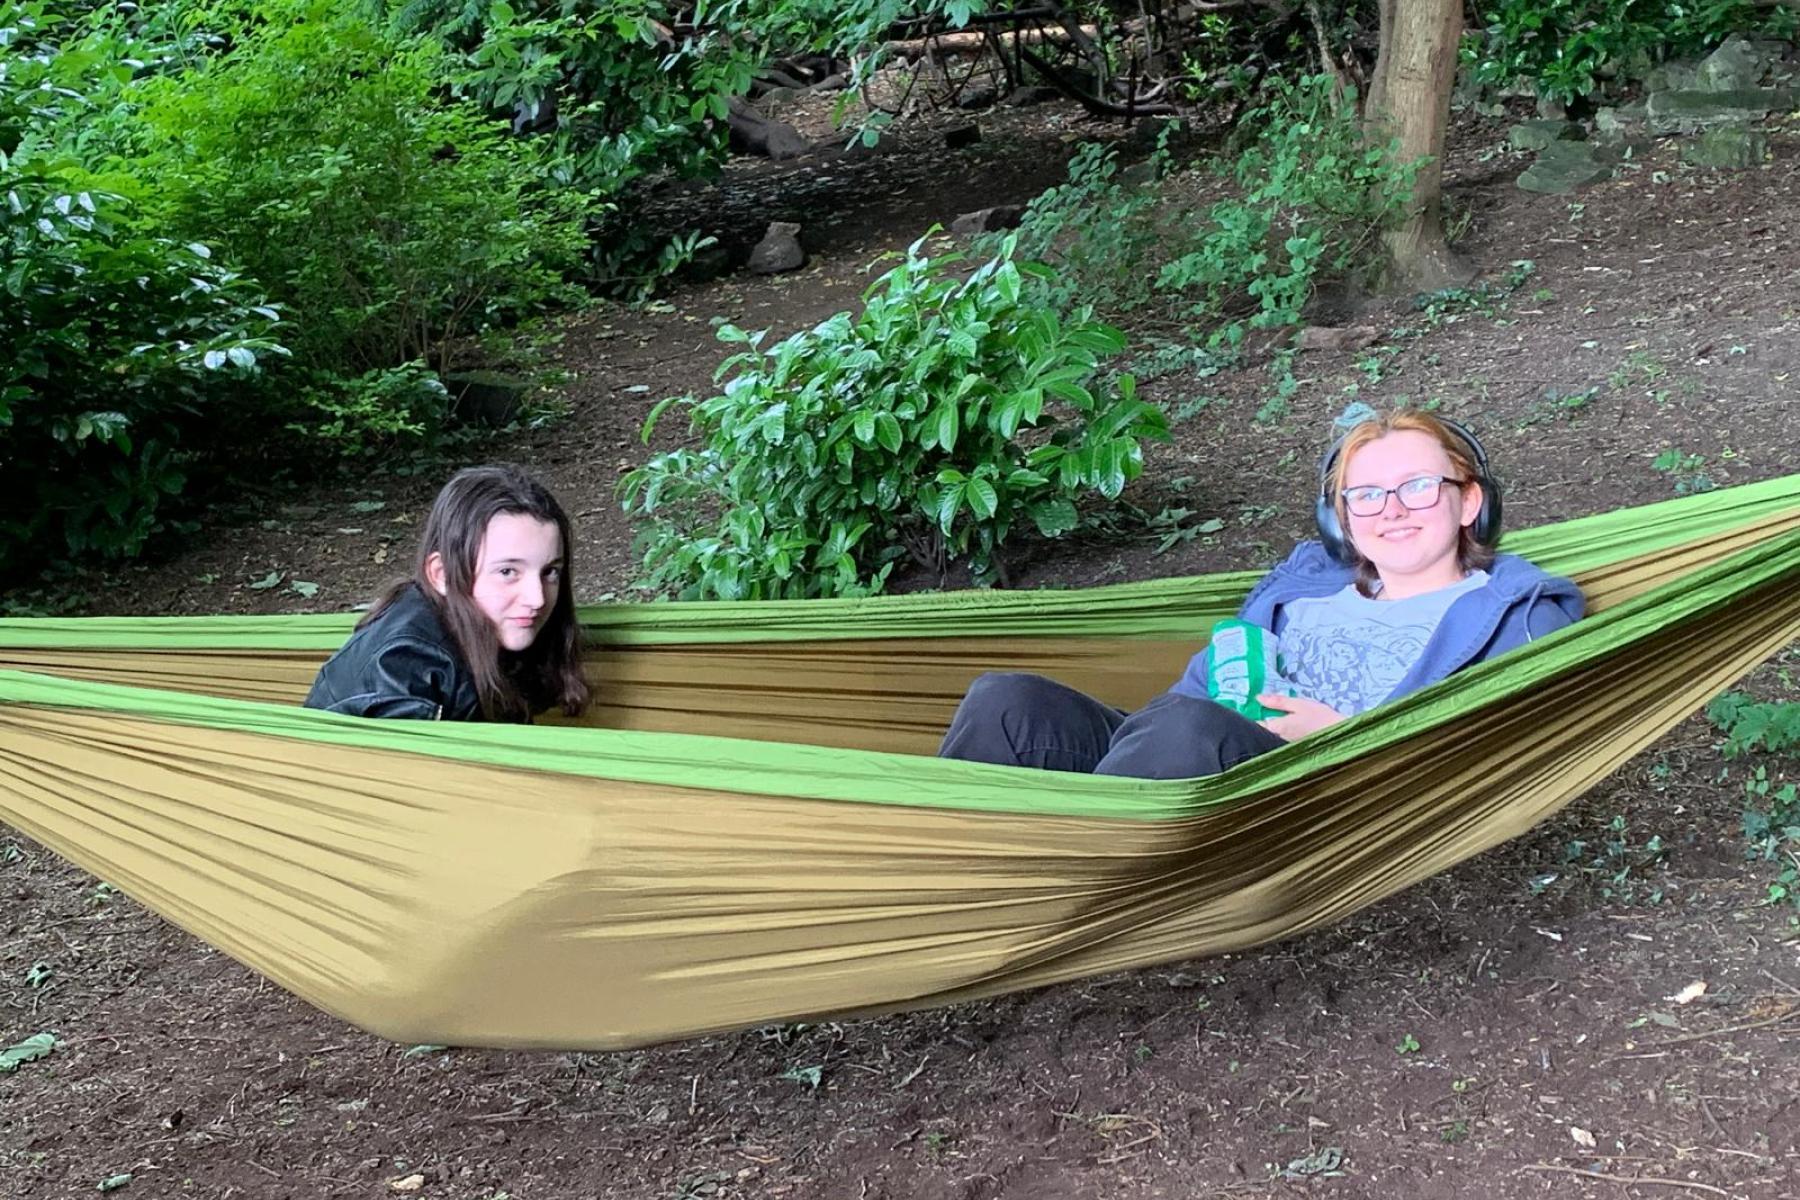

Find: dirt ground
<box><xmin>4</xmin><ymin>88</ymin><xmax>1800</xmax><ymax>1200</ymax></box>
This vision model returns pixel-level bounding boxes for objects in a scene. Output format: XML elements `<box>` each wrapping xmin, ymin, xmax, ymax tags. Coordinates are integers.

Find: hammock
<box><xmin>1</xmin><ymin>476</ymin><xmax>1797</xmax><ymax>1051</ymax></box>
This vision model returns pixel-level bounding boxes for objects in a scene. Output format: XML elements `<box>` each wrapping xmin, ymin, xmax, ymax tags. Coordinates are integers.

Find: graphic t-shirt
<box><xmin>1277</xmin><ymin>572</ymin><xmax>1490</xmax><ymax>716</ymax></box>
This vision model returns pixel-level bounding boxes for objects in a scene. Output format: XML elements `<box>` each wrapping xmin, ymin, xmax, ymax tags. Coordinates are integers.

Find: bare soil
<box><xmin>5</xmin><ymin>95</ymin><xmax>1800</xmax><ymax>1200</ymax></box>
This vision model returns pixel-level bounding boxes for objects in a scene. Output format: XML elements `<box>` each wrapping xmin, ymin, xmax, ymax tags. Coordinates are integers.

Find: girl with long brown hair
<box><xmin>305</xmin><ymin>464</ymin><xmax>589</xmax><ymax>722</ymax></box>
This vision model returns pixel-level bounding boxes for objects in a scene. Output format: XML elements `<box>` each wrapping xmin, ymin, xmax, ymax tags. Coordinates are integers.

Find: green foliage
<box><xmin>997</xmin><ymin>76</ymin><xmax>1417</xmax><ymax>354</ymax></box>
<box><xmin>117</xmin><ymin>3</ymin><xmax>590</xmax><ymax>385</ymax></box>
<box><xmin>621</xmin><ymin>235</ymin><xmax>1169</xmax><ymax>600</ymax></box>
<box><xmin>386</xmin><ymin>0</ymin><xmax>753</xmax><ymax>290</ymax></box>
<box><xmin>1</xmin><ymin>2</ymin><xmax>286</xmax><ymax>573</ymax></box>
<box><xmin>1709</xmin><ymin>691</ymin><xmax>1800</xmax><ymax>909</ymax></box>
<box><xmin>1463</xmin><ymin>0</ymin><xmax>1799</xmax><ymax>104</ymax></box>
<box><xmin>990</xmin><ymin>129</ymin><xmax>1177</xmax><ymax>315</ymax></box>
<box><xmin>1650</xmin><ymin>448</ymin><xmax>1715</xmax><ymax>494</ymax></box>
<box><xmin>1157</xmin><ymin>75</ymin><xmax>1420</xmax><ymax>350</ymax></box>
<box><xmin>1562</xmin><ymin>814</ymin><xmax>1668</xmax><ymax>904</ymax></box>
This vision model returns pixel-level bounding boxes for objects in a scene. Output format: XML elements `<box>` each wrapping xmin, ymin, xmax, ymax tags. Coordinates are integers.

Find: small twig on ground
<box><xmin>1649</xmin><ymin>1007</ymin><xmax>1799</xmax><ymax>1048</ymax></box>
<box><xmin>1516</xmin><ymin>1164</ymin><xmax>1729</xmax><ymax>1196</ymax></box>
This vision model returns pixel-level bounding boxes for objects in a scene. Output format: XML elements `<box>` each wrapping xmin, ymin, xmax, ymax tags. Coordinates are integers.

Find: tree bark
<box><xmin>1366</xmin><ymin>0</ymin><xmax>1470</xmax><ymax>291</ymax></box>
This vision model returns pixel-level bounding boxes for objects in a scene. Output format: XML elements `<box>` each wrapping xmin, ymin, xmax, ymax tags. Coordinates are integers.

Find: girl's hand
<box><xmin>1256</xmin><ymin>694</ymin><xmax>1347</xmax><ymax>742</ymax></box>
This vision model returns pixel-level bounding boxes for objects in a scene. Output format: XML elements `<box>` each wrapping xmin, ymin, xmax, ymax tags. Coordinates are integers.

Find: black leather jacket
<box><xmin>303</xmin><ymin>584</ymin><xmax>484</xmax><ymax>721</ymax></box>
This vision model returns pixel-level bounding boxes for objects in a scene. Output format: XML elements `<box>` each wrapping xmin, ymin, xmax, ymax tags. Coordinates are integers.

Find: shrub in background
<box><xmin>1463</xmin><ymin>0</ymin><xmax>1799</xmax><ymax>104</ymax></box>
<box><xmin>110</xmin><ymin>2</ymin><xmax>590</xmax><ymax>455</ymax></box>
<box><xmin>621</xmin><ymin>236</ymin><xmax>1169</xmax><ymax>600</ymax></box>
<box><xmin>1</xmin><ymin>1</ymin><xmax>286</xmax><ymax>573</ymax></box>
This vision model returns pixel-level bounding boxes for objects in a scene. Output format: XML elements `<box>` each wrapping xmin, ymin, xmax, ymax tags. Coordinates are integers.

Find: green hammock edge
<box><xmin>3</xmin><ymin>528</ymin><xmax>1795</xmax><ymax>821</ymax></box>
<box><xmin>1</xmin><ymin>473</ymin><xmax>1796</xmax><ymax>651</ymax></box>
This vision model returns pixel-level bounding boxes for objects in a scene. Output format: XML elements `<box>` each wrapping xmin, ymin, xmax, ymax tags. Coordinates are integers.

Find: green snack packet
<box><xmin>1204</xmin><ymin>618</ymin><xmax>1293</xmax><ymax>721</ymax></box>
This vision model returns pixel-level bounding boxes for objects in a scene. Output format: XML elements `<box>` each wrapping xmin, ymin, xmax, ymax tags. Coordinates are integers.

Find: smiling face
<box><xmin>429</xmin><ymin>511</ymin><xmax>564</xmax><ymax>652</ymax></box>
<box><xmin>1342</xmin><ymin>429</ymin><xmax>1483</xmax><ymax>599</ymax></box>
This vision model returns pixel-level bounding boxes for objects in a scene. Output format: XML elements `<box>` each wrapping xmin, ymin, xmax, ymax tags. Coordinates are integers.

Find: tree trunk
<box><xmin>1365</xmin><ymin>0</ymin><xmax>1470</xmax><ymax>292</ymax></box>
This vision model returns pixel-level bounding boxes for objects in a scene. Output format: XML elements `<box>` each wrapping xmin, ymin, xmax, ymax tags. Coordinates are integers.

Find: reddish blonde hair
<box><xmin>1330</xmin><ymin>411</ymin><xmax>1495</xmax><ymax>596</ymax></box>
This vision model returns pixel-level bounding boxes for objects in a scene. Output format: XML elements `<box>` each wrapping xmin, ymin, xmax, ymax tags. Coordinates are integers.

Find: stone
<box><xmin>1509</xmin><ymin>119</ymin><xmax>1585</xmax><ymax>152</ymax></box>
<box><xmin>1297</xmin><ymin>325</ymin><xmax>1382</xmax><ymax>354</ymax></box>
<box><xmin>442</xmin><ymin>370</ymin><xmax>527</xmax><ymax>426</ymax></box>
<box><xmin>747</xmin><ymin>221</ymin><xmax>805</xmax><ymax>274</ymax></box>
<box><xmin>1592</xmin><ymin>103</ymin><xmax>1647</xmax><ymax>139</ymax></box>
<box><xmin>1644</xmin><ymin>87</ymin><xmax>1792</xmax><ymax>134</ymax></box>
<box><xmin>950</xmin><ymin>205</ymin><xmax>1025</xmax><ymax>236</ymax></box>
<box><xmin>725</xmin><ymin>96</ymin><xmax>809</xmax><ymax>161</ymax></box>
<box><xmin>1003</xmin><ymin>84</ymin><xmax>1060</xmax><ymax>107</ymax></box>
<box><xmin>944</xmin><ymin>123</ymin><xmax>982</xmax><ymax>150</ymax></box>
<box><xmin>1643</xmin><ymin>61</ymin><xmax>1700</xmax><ymax>93</ymax></box>
<box><xmin>1516</xmin><ymin>140</ymin><xmax>1614</xmax><ymax>194</ymax></box>
<box><xmin>1696</xmin><ymin>34</ymin><xmax>1770</xmax><ymax>92</ymax></box>
<box><xmin>1680</xmin><ymin>127</ymin><xmax>1770</xmax><ymax>168</ymax></box>
<box><xmin>955</xmin><ymin>84</ymin><xmax>999</xmax><ymax>111</ymax></box>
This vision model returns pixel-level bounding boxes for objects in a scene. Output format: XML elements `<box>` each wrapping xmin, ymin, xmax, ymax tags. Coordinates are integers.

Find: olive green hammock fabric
<box><xmin>0</xmin><ymin>476</ymin><xmax>1797</xmax><ymax>1050</ymax></box>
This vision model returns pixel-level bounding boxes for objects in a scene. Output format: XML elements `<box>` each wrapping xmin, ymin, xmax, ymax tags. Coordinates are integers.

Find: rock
<box><xmin>1509</xmin><ymin>119</ymin><xmax>1585</xmax><ymax>152</ymax></box>
<box><xmin>1696</xmin><ymin>34</ymin><xmax>1770</xmax><ymax>92</ymax></box>
<box><xmin>747</xmin><ymin>221</ymin><xmax>805</xmax><ymax>274</ymax></box>
<box><xmin>675</xmin><ymin>241</ymin><xmax>734</xmax><ymax>286</ymax></box>
<box><xmin>756</xmin><ymin>85</ymin><xmax>804</xmax><ymax>113</ymax></box>
<box><xmin>956</xmin><ymin>84</ymin><xmax>999</xmax><ymax>111</ymax></box>
<box><xmin>1681</xmin><ymin>127</ymin><xmax>1770</xmax><ymax>168</ymax></box>
<box><xmin>442</xmin><ymin>370</ymin><xmax>527</xmax><ymax>426</ymax></box>
<box><xmin>1644</xmin><ymin>87</ymin><xmax>1792</xmax><ymax>134</ymax></box>
<box><xmin>1119</xmin><ymin>160</ymin><xmax>1158</xmax><ymax>188</ymax></box>
<box><xmin>725</xmin><ymin>96</ymin><xmax>809</xmax><ymax>161</ymax></box>
<box><xmin>950</xmin><ymin>205</ymin><xmax>1026</xmax><ymax>236</ymax></box>
<box><xmin>1592</xmin><ymin>103</ymin><xmax>1647</xmax><ymax>139</ymax></box>
<box><xmin>1003</xmin><ymin>84</ymin><xmax>1060</xmax><ymax>107</ymax></box>
<box><xmin>1644</xmin><ymin>61</ymin><xmax>1701</xmax><ymax>93</ymax></box>
<box><xmin>1297</xmin><ymin>325</ymin><xmax>1382</xmax><ymax>354</ymax></box>
<box><xmin>944</xmin><ymin>123</ymin><xmax>982</xmax><ymax>150</ymax></box>
<box><xmin>1516</xmin><ymin>140</ymin><xmax>1614</xmax><ymax>194</ymax></box>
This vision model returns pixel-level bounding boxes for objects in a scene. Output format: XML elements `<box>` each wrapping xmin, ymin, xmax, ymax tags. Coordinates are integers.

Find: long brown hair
<box><xmin>1330</xmin><ymin>411</ymin><xmax>1497</xmax><ymax>597</ymax></box>
<box><xmin>363</xmin><ymin>465</ymin><xmax>589</xmax><ymax>720</ymax></box>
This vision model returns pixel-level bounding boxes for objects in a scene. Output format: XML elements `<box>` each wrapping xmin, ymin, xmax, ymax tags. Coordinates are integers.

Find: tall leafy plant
<box><xmin>621</xmin><ymin>236</ymin><xmax>1169</xmax><ymax>600</ymax></box>
<box><xmin>1</xmin><ymin>2</ymin><xmax>285</xmax><ymax>572</ymax></box>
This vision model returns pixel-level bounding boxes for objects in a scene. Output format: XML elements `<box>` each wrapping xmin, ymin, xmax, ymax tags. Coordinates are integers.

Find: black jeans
<box><xmin>937</xmin><ymin>672</ymin><xmax>1287</xmax><ymax>780</ymax></box>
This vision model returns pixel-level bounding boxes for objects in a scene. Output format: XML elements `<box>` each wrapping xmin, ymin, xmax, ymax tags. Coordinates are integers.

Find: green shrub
<box><xmin>386</xmin><ymin>0</ymin><xmax>756</xmax><ymax>292</ymax></box>
<box><xmin>987</xmin><ymin>132</ymin><xmax>1175</xmax><ymax>317</ymax></box>
<box><xmin>993</xmin><ymin>76</ymin><xmax>1417</xmax><ymax>352</ymax></box>
<box><xmin>0</xmin><ymin>140</ymin><xmax>285</xmax><ymax>572</ymax></box>
<box><xmin>110</xmin><ymin>3</ymin><xmax>589</xmax><ymax>443</ymax></box>
<box><xmin>1464</xmin><ymin>0</ymin><xmax>1800</xmax><ymax>104</ymax></box>
<box><xmin>1708</xmin><ymin>690</ymin><xmax>1800</xmax><ymax>910</ymax></box>
<box><xmin>1157</xmin><ymin>74</ymin><xmax>1419</xmax><ymax>350</ymax></box>
<box><xmin>620</xmin><ymin>236</ymin><xmax>1170</xmax><ymax>600</ymax></box>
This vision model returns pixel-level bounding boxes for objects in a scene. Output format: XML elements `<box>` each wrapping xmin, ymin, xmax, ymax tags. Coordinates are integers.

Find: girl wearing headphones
<box><xmin>938</xmin><ymin>409</ymin><xmax>1584</xmax><ymax>779</ymax></box>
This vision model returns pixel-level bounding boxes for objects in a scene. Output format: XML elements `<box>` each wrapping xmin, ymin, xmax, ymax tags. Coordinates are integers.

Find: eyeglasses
<box><xmin>1340</xmin><ymin>474</ymin><xmax>1465</xmax><ymax>518</ymax></box>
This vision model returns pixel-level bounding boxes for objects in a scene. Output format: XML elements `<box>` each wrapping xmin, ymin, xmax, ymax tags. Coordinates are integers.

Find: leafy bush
<box><xmin>1708</xmin><ymin>690</ymin><xmax>1800</xmax><ymax>910</ymax></box>
<box><xmin>1463</xmin><ymin>0</ymin><xmax>1800</xmax><ymax>104</ymax></box>
<box><xmin>989</xmin><ymin>132</ymin><xmax>1175</xmax><ymax>317</ymax></box>
<box><xmin>621</xmin><ymin>236</ymin><xmax>1170</xmax><ymax>600</ymax></box>
<box><xmin>385</xmin><ymin>0</ymin><xmax>756</xmax><ymax>291</ymax></box>
<box><xmin>992</xmin><ymin>76</ymin><xmax>1417</xmax><ymax>352</ymax></box>
<box><xmin>1157</xmin><ymin>74</ymin><xmax>1419</xmax><ymax>350</ymax></box>
<box><xmin>1</xmin><ymin>123</ymin><xmax>284</xmax><ymax>570</ymax></box>
<box><xmin>55</xmin><ymin>2</ymin><xmax>586</xmax><ymax>458</ymax></box>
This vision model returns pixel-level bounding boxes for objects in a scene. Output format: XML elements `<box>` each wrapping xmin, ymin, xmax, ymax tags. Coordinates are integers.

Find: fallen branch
<box><xmin>1515</xmin><ymin>1164</ymin><xmax>1729</xmax><ymax>1197</ymax></box>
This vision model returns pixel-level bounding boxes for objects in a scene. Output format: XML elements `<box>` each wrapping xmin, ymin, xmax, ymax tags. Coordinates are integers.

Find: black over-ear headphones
<box><xmin>1314</xmin><ymin>416</ymin><xmax>1503</xmax><ymax>564</ymax></box>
